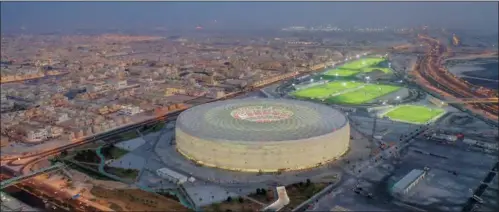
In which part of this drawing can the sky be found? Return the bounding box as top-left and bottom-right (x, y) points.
(1, 1), (498, 33)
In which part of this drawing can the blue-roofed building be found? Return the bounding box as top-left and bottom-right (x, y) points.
(392, 169), (426, 195)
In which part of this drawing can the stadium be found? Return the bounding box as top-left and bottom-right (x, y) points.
(175, 98), (350, 172)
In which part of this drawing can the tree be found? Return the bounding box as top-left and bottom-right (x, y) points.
(226, 196), (232, 202)
(299, 182), (304, 187)
(306, 179), (311, 186)
(61, 150), (68, 157)
(238, 197), (244, 203)
(261, 189), (267, 195)
(256, 188), (262, 195)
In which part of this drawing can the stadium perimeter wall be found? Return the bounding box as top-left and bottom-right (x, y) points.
(175, 123), (350, 172)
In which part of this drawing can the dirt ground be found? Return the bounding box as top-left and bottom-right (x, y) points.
(90, 186), (189, 211)
(248, 189), (275, 204)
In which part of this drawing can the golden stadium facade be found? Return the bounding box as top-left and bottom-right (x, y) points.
(175, 98), (350, 172)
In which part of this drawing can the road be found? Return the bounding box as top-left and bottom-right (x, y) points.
(414, 34), (498, 122)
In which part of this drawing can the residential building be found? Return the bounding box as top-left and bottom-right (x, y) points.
(26, 128), (49, 142)
(46, 126), (64, 138)
(119, 105), (142, 116)
(164, 86), (187, 96)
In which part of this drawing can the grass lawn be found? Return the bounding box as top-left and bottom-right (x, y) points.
(341, 57), (385, 70)
(104, 166), (139, 181)
(291, 81), (364, 99)
(109, 147), (129, 159)
(323, 57), (388, 77)
(384, 105), (445, 124)
(281, 182), (328, 211)
(326, 84), (401, 104)
(142, 122), (165, 134)
(362, 67), (393, 74)
(120, 131), (139, 140)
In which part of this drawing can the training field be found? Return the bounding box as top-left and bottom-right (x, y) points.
(341, 57), (385, 70)
(323, 57), (391, 77)
(383, 105), (445, 124)
(362, 67), (392, 74)
(291, 81), (363, 99)
(326, 84), (401, 104)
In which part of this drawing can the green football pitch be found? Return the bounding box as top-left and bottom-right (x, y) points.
(383, 105), (445, 124)
(323, 57), (391, 77)
(291, 81), (364, 99)
(326, 84), (401, 104)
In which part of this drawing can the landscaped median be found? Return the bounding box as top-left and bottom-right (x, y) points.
(379, 104), (446, 124)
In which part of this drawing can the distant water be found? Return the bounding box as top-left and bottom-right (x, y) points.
(461, 61), (498, 90)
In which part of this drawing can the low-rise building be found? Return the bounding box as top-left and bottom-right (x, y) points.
(119, 105), (142, 116)
(86, 81), (112, 93)
(109, 79), (128, 90)
(156, 168), (188, 185)
(391, 169), (426, 195)
(164, 86), (187, 96)
(206, 89), (226, 99)
(46, 126), (64, 138)
(56, 113), (70, 124)
(26, 128), (48, 142)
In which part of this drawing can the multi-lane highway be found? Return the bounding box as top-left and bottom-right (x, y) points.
(415, 34), (498, 122)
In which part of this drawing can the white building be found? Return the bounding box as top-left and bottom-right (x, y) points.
(0, 93), (7, 102)
(86, 82), (112, 93)
(56, 113), (70, 124)
(109, 79), (128, 90)
(156, 168), (188, 185)
(392, 169), (426, 195)
(432, 133), (457, 142)
(119, 105), (142, 116)
(26, 128), (48, 142)
(46, 126), (64, 138)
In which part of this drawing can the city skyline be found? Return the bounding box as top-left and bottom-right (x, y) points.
(1, 1), (498, 33)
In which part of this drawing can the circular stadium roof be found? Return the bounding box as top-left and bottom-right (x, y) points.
(176, 98), (348, 142)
